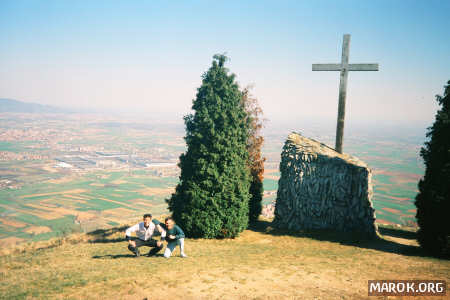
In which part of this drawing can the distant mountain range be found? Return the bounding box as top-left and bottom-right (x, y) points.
(0, 98), (72, 113)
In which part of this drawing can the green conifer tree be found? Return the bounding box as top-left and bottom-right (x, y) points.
(415, 80), (450, 257)
(167, 54), (251, 238)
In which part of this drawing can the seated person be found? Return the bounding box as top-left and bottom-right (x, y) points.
(161, 217), (187, 258)
(125, 213), (165, 257)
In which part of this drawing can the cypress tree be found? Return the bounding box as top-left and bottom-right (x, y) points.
(242, 87), (265, 223)
(167, 54), (251, 238)
(415, 80), (450, 257)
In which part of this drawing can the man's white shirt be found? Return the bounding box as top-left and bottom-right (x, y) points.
(126, 222), (164, 241)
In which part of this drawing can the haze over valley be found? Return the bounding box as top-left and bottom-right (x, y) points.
(0, 98), (425, 247)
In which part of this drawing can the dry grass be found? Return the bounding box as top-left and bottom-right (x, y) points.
(0, 221), (448, 300)
(0, 218), (27, 228)
(102, 207), (136, 217)
(23, 226), (52, 235)
(47, 177), (76, 184)
(111, 180), (128, 185)
(0, 237), (25, 248)
(138, 187), (174, 196)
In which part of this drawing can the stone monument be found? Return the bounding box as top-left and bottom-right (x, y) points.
(273, 132), (378, 238)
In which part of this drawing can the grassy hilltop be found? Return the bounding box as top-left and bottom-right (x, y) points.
(1, 220), (448, 300)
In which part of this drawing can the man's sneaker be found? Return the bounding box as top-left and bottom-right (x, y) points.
(180, 253), (188, 258)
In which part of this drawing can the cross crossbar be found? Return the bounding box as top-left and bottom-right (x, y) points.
(312, 63), (379, 71)
(312, 34), (379, 154)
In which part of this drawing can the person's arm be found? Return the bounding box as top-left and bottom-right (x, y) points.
(157, 224), (166, 239)
(158, 223), (167, 240)
(152, 219), (166, 238)
(175, 225), (185, 239)
(125, 224), (139, 241)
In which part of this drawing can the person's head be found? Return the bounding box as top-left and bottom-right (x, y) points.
(143, 213), (152, 227)
(165, 217), (175, 230)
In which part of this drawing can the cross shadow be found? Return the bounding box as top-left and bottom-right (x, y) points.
(248, 220), (429, 258)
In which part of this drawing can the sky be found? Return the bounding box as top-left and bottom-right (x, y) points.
(1, 0), (449, 128)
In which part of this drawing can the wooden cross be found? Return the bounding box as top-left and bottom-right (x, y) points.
(312, 34), (379, 154)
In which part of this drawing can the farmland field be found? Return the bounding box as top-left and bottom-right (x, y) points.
(0, 113), (426, 247)
(0, 168), (177, 247)
(0, 113), (184, 248)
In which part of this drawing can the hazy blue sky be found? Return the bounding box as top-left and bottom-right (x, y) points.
(1, 0), (449, 126)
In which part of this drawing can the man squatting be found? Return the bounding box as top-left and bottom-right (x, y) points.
(125, 214), (187, 258)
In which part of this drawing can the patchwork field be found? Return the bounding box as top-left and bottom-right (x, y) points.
(0, 166), (176, 244)
(0, 113), (427, 247)
(0, 168), (177, 247)
(345, 134), (423, 227)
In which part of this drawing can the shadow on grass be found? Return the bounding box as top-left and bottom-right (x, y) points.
(87, 225), (128, 244)
(92, 253), (164, 259)
(92, 254), (135, 259)
(248, 220), (429, 258)
(378, 226), (417, 240)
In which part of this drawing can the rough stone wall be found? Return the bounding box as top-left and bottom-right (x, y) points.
(273, 132), (378, 238)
